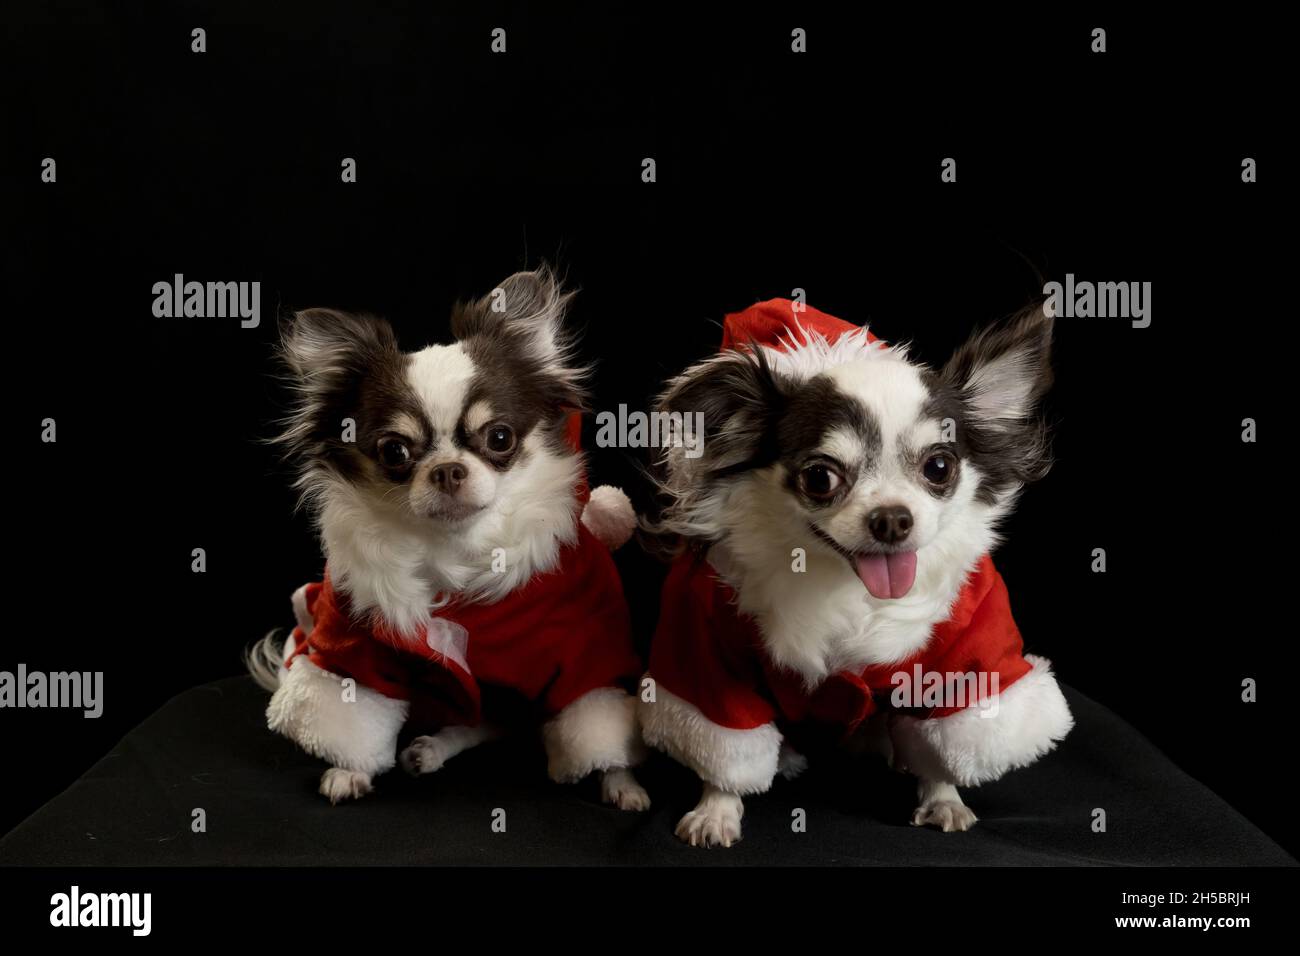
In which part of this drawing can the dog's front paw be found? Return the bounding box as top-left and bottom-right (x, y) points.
(400, 736), (450, 776)
(600, 768), (651, 811)
(675, 796), (743, 848)
(319, 767), (373, 804)
(911, 799), (978, 832)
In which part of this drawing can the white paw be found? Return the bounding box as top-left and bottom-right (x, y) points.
(600, 770), (651, 812)
(400, 736), (449, 776)
(911, 799), (978, 832)
(319, 767), (373, 804)
(675, 804), (742, 848)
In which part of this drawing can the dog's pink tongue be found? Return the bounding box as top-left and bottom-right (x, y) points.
(854, 552), (917, 599)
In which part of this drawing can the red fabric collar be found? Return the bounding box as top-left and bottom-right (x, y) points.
(649, 551), (1031, 734)
(647, 299), (1029, 733)
(287, 523), (640, 728)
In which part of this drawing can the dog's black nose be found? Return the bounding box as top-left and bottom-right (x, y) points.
(867, 505), (913, 544)
(430, 462), (468, 494)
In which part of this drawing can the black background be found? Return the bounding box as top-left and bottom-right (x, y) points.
(8, 3), (1292, 857)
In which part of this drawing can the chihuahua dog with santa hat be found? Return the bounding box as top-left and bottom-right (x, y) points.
(247, 267), (650, 810)
(639, 299), (1073, 846)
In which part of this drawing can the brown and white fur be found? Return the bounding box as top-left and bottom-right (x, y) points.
(641, 303), (1072, 845)
(247, 268), (648, 810)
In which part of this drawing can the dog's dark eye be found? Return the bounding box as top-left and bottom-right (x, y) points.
(798, 463), (843, 500)
(922, 452), (956, 486)
(485, 424), (516, 454)
(379, 438), (412, 468)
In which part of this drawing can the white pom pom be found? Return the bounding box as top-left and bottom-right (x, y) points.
(581, 485), (637, 550)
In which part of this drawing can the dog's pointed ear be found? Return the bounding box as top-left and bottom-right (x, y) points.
(281, 308), (399, 380)
(941, 302), (1054, 428)
(274, 309), (401, 466)
(451, 266), (576, 370)
(659, 345), (786, 476)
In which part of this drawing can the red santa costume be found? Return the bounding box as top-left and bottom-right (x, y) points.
(266, 416), (646, 784)
(639, 301), (1073, 795)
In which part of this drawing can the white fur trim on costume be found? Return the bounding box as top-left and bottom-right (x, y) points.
(761, 322), (892, 382)
(266, 656), (408, 776)
(581, 484), (636, 550)
(638, 682), (782, 795)
(313, 441), (582, 640)
(543, 687), (646, 783)
(890, 654), (1073, 787)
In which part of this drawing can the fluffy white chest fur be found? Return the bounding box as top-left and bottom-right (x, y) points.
(639, 300), (1072, 846)
(254, 267), (651, 813)
(315, 443), (582, 637)
(709, 462), (1007, 685)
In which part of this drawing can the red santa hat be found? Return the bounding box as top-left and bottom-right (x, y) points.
(589, 299), (874, 553)
(719, 298), (878, 353)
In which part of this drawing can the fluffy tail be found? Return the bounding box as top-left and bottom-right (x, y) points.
(244, 629), (287, 693)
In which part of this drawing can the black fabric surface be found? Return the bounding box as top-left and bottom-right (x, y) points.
(0, 677), (1292, 866)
